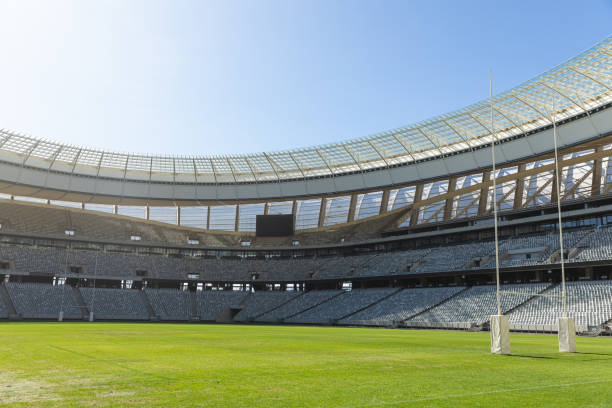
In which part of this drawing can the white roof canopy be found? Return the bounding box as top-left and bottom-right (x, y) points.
(0, 36), (610, 184)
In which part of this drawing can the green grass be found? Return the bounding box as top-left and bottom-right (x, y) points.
(0, 323), (611, 407)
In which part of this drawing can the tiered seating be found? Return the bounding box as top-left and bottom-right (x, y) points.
(145, 289), (193, 321)
(0, 290), (7, 318)
(255, 257), (327, 281)
(0, 227), (609, 283)
(314, 255), (376, 279)
(5, 282), (82, 319)
(0, 199), (245, 246)
(508, 281), (612, 327)
(340, 287), (463, 326)
(256, 290), (343, 322)
(571, 226), (612, 262)
(409, 283), (550, 326)
(80, 288), (149, 320)
(287, 288), (397, 324)
(416, 242), (495, 273)
(233, 291), (300, 321)
(482, 230), (588, 268)
(0, 245), (65, 275)
(194, 291), (248, 321)
(356, 249), (431, 277)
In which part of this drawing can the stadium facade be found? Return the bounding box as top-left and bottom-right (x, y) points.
(0, 36), (611, 333)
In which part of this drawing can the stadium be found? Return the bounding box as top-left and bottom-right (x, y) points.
(1, 10), (612, 407)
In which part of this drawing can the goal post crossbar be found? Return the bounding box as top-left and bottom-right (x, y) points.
(499, 290), (563, 299)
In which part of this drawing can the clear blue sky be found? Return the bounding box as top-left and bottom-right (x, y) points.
(0, 0), (610, 156)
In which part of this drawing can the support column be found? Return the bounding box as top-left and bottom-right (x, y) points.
(380, 189), (390, 215)
(291, 200), (298, 217)
(592, 146), (603, 196)
(409, 184), (424, 227)
(177, 206), (181, 226)
(478, 171), (490, 215)
(318, 198), (327, 228)
(347, 193), (358, 222)
(206, 206), (211, 230)
(551, 169), (559, 203)
(234, 205), (240, 232)
(513, 164), (526, 209)
(443, 177), (457, 221)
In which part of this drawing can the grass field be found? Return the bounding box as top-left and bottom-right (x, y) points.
(0, 323), (611, 407)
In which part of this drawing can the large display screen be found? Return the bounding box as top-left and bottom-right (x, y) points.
(256, 214), (295, 237)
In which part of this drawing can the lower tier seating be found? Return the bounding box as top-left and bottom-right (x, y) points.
(0, 281), (611, 331)
(408, 283), (550, 326)
(256, 290), (343, 322)
(286, 288), (398, 324)
(145, 289), (193, 321)
(508, 281), (612, 327)
(80, 287), (150, 320)
(6, 282), (83, 319)
(340, 287), (464, 326)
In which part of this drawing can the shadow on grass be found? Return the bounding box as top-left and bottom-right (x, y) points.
(506, 354), (557, 360)
(575, 352), (612, 357)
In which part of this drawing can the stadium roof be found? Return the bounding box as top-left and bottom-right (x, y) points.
(0, 36), (611, 184)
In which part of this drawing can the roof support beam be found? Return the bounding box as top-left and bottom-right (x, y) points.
(379, 189), (390, 215)
(443, 176), (457, 221)
(513, 164), (526, 209)
(478, 171), (490, 216)
(511, 95), (552, 123)
(409, 183), (424, 227)
(592, 146), (604, 196)
(317, 197), (327, 228)
(567, 67), (611, 91)
(347, 193), (358, 222)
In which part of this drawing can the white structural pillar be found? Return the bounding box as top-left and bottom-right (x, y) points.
(58, 310), (64, 322)
(490, 315), (510, 355)
(89, 311), (94, 322)
(558, 317), (576, 353)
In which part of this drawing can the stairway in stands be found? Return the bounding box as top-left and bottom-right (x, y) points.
(282, 291), (347, 321)
(139, 290), (157, 321)
(402, 286), (470, 323)
(190, 293), (199, 321)
(72, 286), (90, 320)
(337, 288), (403, 321)
(504, 282), (558, 318)
(250, 292), (306, 321)
(0, 283), (19, 319)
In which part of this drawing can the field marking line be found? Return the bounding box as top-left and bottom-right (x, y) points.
(348, 378), (612, 407)
(48, 345), (176, 382)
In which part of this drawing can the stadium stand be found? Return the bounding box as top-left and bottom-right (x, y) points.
(408, 283), (550, 326)
(194, 290), (248, 321)
(416, 242), (496, 273)
(256, 290), (343, 322)
(5, 282), (83, 319)
(286, 288), (398, 324)
(80, 287), (150, 320)
(145, 289), (193, 321)
(0, 280), (611, 332)
(0, 226), (608, 284)
(1, 36), (612, 333)
(340, 287), (464, 326)
(508, 281), (612, 328)
(570, 226), (612, 263)
(234, 291), (301, 321)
